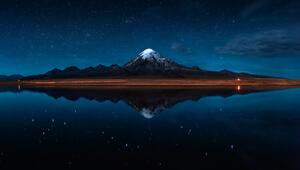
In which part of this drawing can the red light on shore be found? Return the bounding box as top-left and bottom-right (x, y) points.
(236, 78), (241, 81)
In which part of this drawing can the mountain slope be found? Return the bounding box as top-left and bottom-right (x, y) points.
(123, 48), (199, 76)
(0, 74), (23, 81)
(22, 48), (268, 80)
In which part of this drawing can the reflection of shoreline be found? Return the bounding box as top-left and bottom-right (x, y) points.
(0, 85), (291, 119)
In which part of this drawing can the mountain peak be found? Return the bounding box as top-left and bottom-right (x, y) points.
(22, 49), (263, 80)
(139, 48), (162, 60)
(122, 48), (196, 75)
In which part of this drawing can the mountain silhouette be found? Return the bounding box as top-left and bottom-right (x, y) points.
(22, 49), (268, 80)
(7, 86), (283, 119)
(0, 74), (23, 81)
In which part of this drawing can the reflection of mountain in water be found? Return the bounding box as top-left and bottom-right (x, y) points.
(1, 86), (282, 118)
(1, 86), (283, 119)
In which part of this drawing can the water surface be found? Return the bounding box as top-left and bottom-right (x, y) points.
(0, 86), (299, 169)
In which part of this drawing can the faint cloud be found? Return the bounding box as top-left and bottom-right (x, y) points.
(217, 29), (300, 56)
(171, 42), (192, 55)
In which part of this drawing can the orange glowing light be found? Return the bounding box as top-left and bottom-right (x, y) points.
(237, 78), (241, 81)
(237, 85), (241, 91)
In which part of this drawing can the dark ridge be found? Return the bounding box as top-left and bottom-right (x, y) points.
(14, 86), (282, 118)
(18, 49), (271, 80)
(0, 74), (23, 81)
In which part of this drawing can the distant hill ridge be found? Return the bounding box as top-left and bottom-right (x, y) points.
(22, 48), (269, 80)
(0, 74), (23, 81)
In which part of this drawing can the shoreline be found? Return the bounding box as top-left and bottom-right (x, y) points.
(1, 78), (300, 89)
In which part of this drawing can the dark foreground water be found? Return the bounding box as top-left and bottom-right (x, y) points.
(0, 86), (300, 169)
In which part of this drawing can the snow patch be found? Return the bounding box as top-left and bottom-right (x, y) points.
(140, 108), (155, 119)
(139, 48), (161, 60)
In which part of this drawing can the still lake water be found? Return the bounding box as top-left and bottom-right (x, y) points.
(0, 86), (300, 169)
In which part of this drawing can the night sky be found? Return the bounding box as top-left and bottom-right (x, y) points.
(0, 0), (300, 78)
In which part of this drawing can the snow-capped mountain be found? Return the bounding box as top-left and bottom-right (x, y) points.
(123, 48), (199, 75)
(23, 48), (266, 80)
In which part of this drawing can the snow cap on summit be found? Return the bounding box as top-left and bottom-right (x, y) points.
(139, 48), (161, 59)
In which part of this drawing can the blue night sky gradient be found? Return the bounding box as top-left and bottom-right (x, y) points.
(0, 0), (300, 78)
